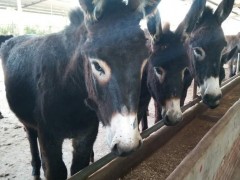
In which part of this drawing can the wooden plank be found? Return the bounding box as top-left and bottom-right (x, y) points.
(167, 99), (240, 180)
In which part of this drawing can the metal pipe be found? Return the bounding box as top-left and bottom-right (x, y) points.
(193, 80), (198, 99)
(16, 0), (23, 35)
(237, 53), (240, 74)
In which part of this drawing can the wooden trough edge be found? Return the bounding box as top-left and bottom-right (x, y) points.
(166, 96), (240, 180)
(69, 75), (240, 180)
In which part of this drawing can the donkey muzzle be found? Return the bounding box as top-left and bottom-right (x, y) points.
(162, 98), (183, 126)
(107, 113), (142, 156)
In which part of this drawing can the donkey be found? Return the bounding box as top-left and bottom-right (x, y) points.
(0, 35), (13, 46)
(181, 0), (235, 108)
(0, 1), (160, 179)
(225, 32), (240, 77)
(138, 0), (206, 130)
(220, 46), (238, 83)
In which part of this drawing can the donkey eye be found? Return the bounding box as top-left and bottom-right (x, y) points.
(193, 47), (205, 60)
(154, 67), (163, 75)
(93, 62), (105, 75)
(154, 67), (165, 83)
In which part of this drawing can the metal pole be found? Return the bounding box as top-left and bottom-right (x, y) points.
(16, 0), (24, 35)
(237, 53), (240, 74)
(193, 80), (198, 99)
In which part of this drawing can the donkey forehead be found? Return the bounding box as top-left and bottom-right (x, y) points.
(85, 29), (149, 64)
(151, 47), (188, 67)
(190, 26), (226, 47)
(87, 25), (146, 48)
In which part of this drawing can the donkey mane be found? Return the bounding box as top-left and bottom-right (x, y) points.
(197, 7), (214, 26)
(151, 29), (184, 66)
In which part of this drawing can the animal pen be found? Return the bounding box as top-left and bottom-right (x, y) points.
(70, 69), (240, 179)
(1, 0), (240, 180)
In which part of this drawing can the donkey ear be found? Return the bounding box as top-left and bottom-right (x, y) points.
(79, 0), (94, 15)
(214, 0), (234, 25)
(221, 46), (237, 64)
(175, 0), (206, 36)
(144, 0), (162, 16)
(79, 0), (105, 21)
(146, 9), (162, 41)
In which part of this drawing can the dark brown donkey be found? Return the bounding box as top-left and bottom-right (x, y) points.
(0, 0), (161, 179)
(224, 32), (240, 77)
(138, 0), (206, 130)
(183, 0), (235, 108)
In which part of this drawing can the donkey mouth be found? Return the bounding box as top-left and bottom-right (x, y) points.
(111, 140), (142, 157)
(113, 149), (134, 157)
(163, 119), (181, 126)
(203, 99), (220, 109)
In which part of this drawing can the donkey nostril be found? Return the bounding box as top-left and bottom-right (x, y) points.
(203, 94), (211, 102)
(164, 115), (171, 125)
(112, 144), (118, 153)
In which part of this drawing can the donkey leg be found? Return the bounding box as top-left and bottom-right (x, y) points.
(229, 60), (234, 77)
(38, 129), (67, 180)
(141, 111), (148, 131)
(90, 149), (94, 163)
(181, 70), (193, 106)
(25, 126), (41, 179)
(41, 152), (46, 175)
(180, 87), (188, 107)
(71, 120), (99, 176)
(0, 111), (3, 119)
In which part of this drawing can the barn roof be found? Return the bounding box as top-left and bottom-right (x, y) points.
(0, 0), (78, 16)
(0, 0), (239, 19)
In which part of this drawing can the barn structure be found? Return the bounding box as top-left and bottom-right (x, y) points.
(0, 0), (240, 180)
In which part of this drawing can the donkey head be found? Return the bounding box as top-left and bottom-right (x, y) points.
(80, 0), (160, 156)
(220, 46), (238, 83)
(186, 0), (234, 108)
(146, 0), (206, 126)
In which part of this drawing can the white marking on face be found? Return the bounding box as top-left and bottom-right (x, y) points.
(154, 67), (166, 83)
(200, 77), (222, 98)
(89, 58), (111, 84)
(106, 113), (142, 154)
(162, 98), (182, 123)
